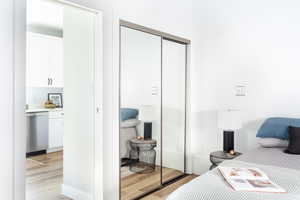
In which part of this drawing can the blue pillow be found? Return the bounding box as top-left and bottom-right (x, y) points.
(121, 108), (139, 121)
(257, 118), (300, 140)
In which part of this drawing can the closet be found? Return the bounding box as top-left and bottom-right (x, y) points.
(119, 21), (189, 200)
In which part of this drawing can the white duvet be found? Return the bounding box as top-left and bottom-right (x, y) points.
(167, 148), (300, 200)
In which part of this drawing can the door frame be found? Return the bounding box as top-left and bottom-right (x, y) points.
(14, 0), (103, 199)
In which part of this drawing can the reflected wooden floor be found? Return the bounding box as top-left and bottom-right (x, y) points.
(121, 166), (198, 200)
(26, 151), (71, 200)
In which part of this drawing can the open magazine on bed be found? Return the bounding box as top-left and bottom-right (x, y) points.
(218, 167), (286, 193)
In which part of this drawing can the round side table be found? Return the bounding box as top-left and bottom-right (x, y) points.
(209, 151), (242, 170)
(129, 138), (157, 174)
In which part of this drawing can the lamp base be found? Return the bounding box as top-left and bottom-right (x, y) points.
(223, 131), (234, 153)
(144, 122), (152, 140)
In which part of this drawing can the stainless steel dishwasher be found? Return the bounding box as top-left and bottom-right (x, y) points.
(26, 111), (49, 155)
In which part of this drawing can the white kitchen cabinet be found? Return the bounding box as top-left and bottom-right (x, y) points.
(48, 111), (64, 152)
(27, 32), (64, 88)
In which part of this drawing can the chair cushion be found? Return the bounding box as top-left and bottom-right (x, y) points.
(121, 108), (139, 121)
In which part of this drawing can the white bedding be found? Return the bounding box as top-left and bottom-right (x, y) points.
(236, 147), (300, 171)
(167, 148), (300, 200)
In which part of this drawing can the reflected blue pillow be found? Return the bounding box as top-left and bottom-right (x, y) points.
(257, 118), (300, 140)
(121, 108), (139, 121)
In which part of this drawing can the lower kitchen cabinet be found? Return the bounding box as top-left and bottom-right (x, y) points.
(48, 111), (64, 152)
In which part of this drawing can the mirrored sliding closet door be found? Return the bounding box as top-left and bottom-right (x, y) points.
(120, 26), (162, 200)
(119, 21), (189, 200)
(161, 39), (186, 183)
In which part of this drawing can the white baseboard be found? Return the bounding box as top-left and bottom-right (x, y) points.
(62, 184), (92, 200)
(47, 147), (63, 153)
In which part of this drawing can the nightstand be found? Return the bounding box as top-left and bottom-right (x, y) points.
(209, 151), (242, 170)
(129, 138), (157, 173)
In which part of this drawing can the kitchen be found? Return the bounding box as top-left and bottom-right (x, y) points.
(26, 32), (64, 156)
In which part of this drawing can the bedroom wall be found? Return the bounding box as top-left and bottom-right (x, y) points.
(190, 0), (300, 174)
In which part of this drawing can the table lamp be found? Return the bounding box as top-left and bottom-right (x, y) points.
(218, 109), (242, 153)
(139, 105), (154, 140)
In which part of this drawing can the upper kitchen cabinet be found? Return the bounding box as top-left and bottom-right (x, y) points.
(26, 32), (64, 88)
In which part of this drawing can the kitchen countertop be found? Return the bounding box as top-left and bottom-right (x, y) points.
(26, 107), (63, 113)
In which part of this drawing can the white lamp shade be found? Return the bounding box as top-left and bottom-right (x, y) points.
(139, 105), (154, 122)
(218, 109), (242, 131)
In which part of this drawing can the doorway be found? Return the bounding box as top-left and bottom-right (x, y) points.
(25, 0), (102, 199)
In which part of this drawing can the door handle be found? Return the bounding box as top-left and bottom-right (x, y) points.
(96, 107), (101, 113)
(48, 78), (50, 86)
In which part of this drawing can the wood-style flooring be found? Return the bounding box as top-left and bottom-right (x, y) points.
(26, 151), (71, 200)
(27, 151), (198, 200)
(141, 175), (198, 200)
(121, 166), (198, 200)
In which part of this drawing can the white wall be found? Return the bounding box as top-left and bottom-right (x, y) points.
(1, 0), (26, 200)
(0, 1), (15, 199)
(190, 0), (300, 174)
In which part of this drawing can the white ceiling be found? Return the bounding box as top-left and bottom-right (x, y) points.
(27, 0), (63, 29)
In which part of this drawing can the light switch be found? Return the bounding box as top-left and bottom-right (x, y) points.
(235, 85), (246, 96)
(151, 86), (158, 96)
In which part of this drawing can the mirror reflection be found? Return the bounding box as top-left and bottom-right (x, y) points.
(120, 24), (187, 200)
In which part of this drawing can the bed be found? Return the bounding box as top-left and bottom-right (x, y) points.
(167, 117), (300, 200)
(167, 147), (300, 200)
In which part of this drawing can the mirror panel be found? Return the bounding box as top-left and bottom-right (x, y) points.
(120, 26), (162, 200)
(162, 39), (186, 183)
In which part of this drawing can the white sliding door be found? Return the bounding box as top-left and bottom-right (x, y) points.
(63, 5), (97, 198)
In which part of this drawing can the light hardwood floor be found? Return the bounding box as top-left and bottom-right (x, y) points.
(26, 151), (71, 200)
(27, 151), (197, 200)
(121, 166), (198, 200)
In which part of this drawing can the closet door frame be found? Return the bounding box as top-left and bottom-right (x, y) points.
(119, 20), (191, 200)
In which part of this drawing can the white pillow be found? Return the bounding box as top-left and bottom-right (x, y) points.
(121, 119), (141, 128)
(258, 138), (288, 148)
